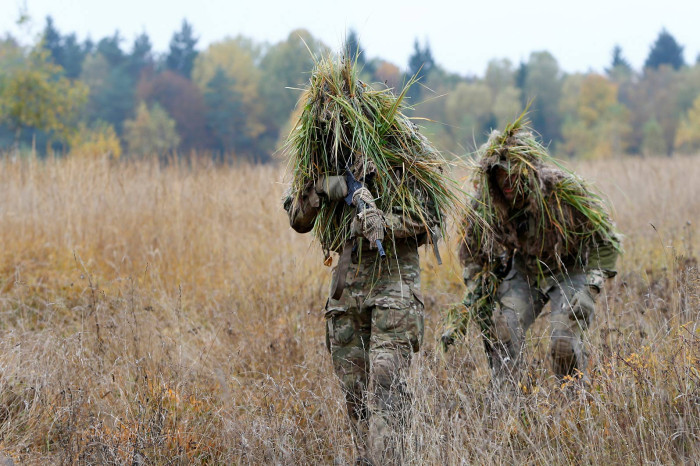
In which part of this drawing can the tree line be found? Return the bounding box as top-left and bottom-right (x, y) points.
(1, 17), (700, 161)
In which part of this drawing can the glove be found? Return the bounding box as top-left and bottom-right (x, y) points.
(440, 328), (456, 352)
(315, 176), (347, 201)
(301, 182), (320, 209)
(586, 268), (606, 293)
(351, 186), (375, 208)
(356, 207), (385, 249)
(287, 182), (320, 233)
(569, 287), (596, 323)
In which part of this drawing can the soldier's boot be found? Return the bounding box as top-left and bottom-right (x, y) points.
(488, 306), (526, 391)
(345, 388), (370, 462)
(368, 346), (412, 465)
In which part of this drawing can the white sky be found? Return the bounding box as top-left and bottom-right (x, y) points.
(2, 0), (699, 76)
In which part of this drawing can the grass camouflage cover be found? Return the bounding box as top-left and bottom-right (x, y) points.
(443, 113), (621, 349)
(284, 53), (462, 255)
(461, 112), (621, 270)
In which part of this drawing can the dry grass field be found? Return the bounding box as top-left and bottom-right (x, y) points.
(0, 154), (697, 464)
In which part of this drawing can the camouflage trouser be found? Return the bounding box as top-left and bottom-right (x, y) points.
(325, 242), (424, 465)
(488, 258), (605, 385)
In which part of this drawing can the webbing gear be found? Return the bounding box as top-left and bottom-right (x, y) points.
(331, 239), (354, 300)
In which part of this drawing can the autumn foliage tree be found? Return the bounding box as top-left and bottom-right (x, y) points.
(560, 73), (631, 158)
(674, 94), (700, 153)
(123, 101), (180, 158)
(193, 37), (266, 159)
(0, 47), (87, 146)
(137, 70), (211, 152)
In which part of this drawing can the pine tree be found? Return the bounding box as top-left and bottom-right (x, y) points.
(644, 29), (685, 70)
(42, 16), (62, 65)
(60, 33), (86, 78)
(96, 32), (125, 67)
(344, 29), (364, 65)
(407, 38), (434, 80)
(204, 67), (249, 158)
(129, 32), (153, 79)
(166, 20), (198, 79)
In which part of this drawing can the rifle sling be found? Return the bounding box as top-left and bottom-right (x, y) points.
(331, 239), (354, 300)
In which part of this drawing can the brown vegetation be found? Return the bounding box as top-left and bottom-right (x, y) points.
(0, 155), (697, 464)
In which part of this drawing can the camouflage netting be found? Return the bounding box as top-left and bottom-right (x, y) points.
(458, 114), (621, 273)
(283, 53), (462, 255)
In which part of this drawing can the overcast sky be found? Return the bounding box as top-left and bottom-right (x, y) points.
(2, 0), (698, 76)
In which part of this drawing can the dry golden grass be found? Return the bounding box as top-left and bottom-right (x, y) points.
(0, 154), (697, 464)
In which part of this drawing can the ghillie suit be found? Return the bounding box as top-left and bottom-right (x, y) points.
(283, 53), (461, 464)
(442, 114), (621, 386)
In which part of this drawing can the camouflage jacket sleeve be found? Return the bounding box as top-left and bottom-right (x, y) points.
(585, 232), (620, 277)
(283, 181), (320, 234)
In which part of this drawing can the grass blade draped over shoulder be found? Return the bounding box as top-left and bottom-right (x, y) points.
(460, 113), (622, 270)
(445, 113), (623, 349)
(284, 53), (463, 253)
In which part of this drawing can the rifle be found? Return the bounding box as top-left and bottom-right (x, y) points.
(343, 167), (386, 258)
(330, 167), (386, 300)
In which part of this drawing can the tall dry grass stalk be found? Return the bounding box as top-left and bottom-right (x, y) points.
(0, 154), (697, 464)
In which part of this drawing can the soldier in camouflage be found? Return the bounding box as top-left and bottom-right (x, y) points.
(284, 171), (439, 464)
(454, 128), (620, 387)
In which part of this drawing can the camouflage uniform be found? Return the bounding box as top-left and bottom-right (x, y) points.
(469, 237), (617, 385)
(458, 150), (619, 385)
(285, 179), (435, 464)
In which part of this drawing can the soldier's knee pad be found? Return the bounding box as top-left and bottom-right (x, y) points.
(371, 352), (404, 389)
(567, 288), (596, 327)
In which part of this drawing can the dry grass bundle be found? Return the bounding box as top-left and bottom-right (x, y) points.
(284, 53), (462, 254)
(463, 113), (621, 267)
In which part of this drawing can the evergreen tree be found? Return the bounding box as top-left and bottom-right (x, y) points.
(41, 17), (86, 78)
(521, 51), (563, 145)
(344, 29), (364, 65)
(407, 38), (434, 79)
(41, 16), (62, 65)
(607, 45), (632, 74)
(129, 32), (154, 79)
(166, 20), (198, 79)
(644, 29), (685, 70)
(514, 61), (528, 107)
(204, 67), (249, 158)
(61, 33), (86, 78)
(406, 39), (435, 102)
(97, 32), (125, 67)
(606, 45), (634, 83)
